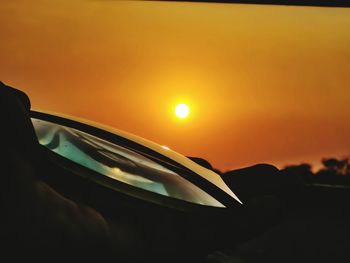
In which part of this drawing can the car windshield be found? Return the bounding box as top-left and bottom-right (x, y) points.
(32, 118), (225, 207)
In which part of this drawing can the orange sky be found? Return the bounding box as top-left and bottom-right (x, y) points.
(1, 0), (349, 172)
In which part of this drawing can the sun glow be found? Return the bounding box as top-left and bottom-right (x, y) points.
(175, 104), (190, 119)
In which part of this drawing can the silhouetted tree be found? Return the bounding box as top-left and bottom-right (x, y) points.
(313, 158), (350, 185)
(321, 158), (349, 175)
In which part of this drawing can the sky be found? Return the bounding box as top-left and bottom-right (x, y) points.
(1, 0), (349, 172)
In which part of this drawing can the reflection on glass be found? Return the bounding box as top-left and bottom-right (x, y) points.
(32, 118), (224, 207)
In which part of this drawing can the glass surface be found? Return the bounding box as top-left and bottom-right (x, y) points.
(32, 118), (224, 207)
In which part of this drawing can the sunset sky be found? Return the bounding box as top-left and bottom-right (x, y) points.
(1, 0), (349, 172)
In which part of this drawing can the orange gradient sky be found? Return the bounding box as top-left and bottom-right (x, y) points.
(1, 0), (349, 171)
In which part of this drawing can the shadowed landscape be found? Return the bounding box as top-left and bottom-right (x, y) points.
(1, 81), (350, 262)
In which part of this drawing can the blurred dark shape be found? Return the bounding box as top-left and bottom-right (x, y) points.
(310, 158), (350, 186)
(222, 164), (285, 234)
(188, 156), (213, 170)
(0, 81), (31, 110)
(283, 163), (313, 174)
(222, 164), (281, 199)
(213, 162), (350, 263)
(280, 163), (313, 184)
(322, 157), (349, 174)
(188, 156), (222, 174)
(0, 81), (116, 261)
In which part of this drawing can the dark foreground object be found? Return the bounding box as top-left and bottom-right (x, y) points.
(0, 82), (115, 261)
(218, 166), (350, 262)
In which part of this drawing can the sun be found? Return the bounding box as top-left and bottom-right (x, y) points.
(175, 103), (190, 119)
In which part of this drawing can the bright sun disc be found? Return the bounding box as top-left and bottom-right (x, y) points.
(175, 104), (190, 118)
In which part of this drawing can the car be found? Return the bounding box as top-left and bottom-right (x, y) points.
(31, 110), (242, 210)
(29, 110), (258, 261)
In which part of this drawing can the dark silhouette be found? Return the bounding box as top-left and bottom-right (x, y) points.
(188, 156), (214, 170)
(0, 81), (118, 261)
(2, 80), (350, 262)
(188, 156), (223, 175)
(217, 159), (350, 262)
(280, 163), (312, 187)
(279, 158), (350, 187)
(322, 158), (348, 171)
(321, 158), (349, 176)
